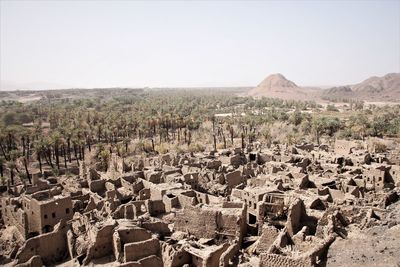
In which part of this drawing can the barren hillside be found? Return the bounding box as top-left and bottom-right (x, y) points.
(350, 73), (400, 101)
(248, 73), (320, 101)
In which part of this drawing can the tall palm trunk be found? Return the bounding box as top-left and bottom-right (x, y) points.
(81, 146), (85, 161)
(23, 157), (31, 184)
(7, 133), (12, 152)
(0, 143), (9, 160)
(55, 144), (60, 170)
(213, 134), (217, 151)
(47, 148), (54, 169)
(67, 138), (72, 163)
(87, 137), (91, 152)
(22, 136), (26, 156)
(63, 146), (67, 169)
(37, 152), (43, 174)
(184, 129), (187, 144)
(26, 136), (30, 160)
(10, 169), (14, 185)
(73, 144), (79, 166)
(79, 145), (83, 160)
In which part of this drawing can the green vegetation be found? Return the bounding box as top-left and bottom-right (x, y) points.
(0, 88), (399, 185)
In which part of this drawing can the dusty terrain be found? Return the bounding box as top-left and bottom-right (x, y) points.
(326, 201), (400, 267)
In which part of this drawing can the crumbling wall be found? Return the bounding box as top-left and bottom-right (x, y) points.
(138, 188), (151, 200)
(118, 227), (152, 244)
(83, 222), (115, 264)
(137, 255), (163, 267)
(225, 170), (243, 188)
(16, 225), (68, 265)
(121, 177), (144, 194)
(161, 242), (191, 267)
(2, 199), (28, 238)
(124, 238), (160, 262)
(144, 170), (163, 184)
(113, 203), (136, 219)
(217, 208), (246, 243)
(256, 225), (280, 254)
(231, 189), (243, 199)
(89, 179), (106, 193)
(302, 234), (336, 265)
(195, 191), (210, 205)
(15, 255), (42, 267)
(206, 243), (230, 267)
(259, 253), (312, 267)
(174, 206), (217, 239)
(230, 154), (247, 167)
(285, 199), (307, 236)
(163, 194), (179, 212)
(147, 200), (166, 216)
(257, 153), (274, 164)
(177, 192), (197, 208)
(175, 205), (245, 242)
(119, 261), (141, 267)
(130, 201), (148, 217)
(219, 243), (239, 267)
(142, 221), (171, 236)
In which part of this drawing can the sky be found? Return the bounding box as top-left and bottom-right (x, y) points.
(0, 0), (399, 89)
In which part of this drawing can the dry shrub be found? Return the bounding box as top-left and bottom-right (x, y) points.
(373, 141), (387, 153)
(188, 143), (205, 153)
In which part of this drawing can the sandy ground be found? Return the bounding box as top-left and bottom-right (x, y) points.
(324, 201), (400, 267)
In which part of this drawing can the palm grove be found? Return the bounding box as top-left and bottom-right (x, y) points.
(1, 88), (400, 186)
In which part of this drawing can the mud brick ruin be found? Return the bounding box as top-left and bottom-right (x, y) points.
(1, 138), (400, 266)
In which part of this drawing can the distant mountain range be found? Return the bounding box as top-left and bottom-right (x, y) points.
(249, 73), (400, 102)
(2, 73), (399, 102)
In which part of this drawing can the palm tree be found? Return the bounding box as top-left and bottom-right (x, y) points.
(7, 161), (16, 185)
(0, 157), (4, 178)
(98, 149), (110, 172)
(23, 157), (32, 184)
(51, 131), (62, 170)
(123, 137), (130, 153)
(34, 138), (47, 174)
(229, 126), (234, 145)
(311, 117), (326, 145)
(43, 137), (54, 169)
(0, 130), (9, 160)
(9, 150), (21, 174)
(62, 127), (73, 163)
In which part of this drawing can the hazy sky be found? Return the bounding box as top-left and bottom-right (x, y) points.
(0, 0), (399, 89)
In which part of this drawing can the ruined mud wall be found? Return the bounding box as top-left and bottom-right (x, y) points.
(161, 243), (191, 267)
(16, 229), (67, 265)
(259, 253), (312, 267)
(174, 206), (217, 239)
(2, 199), (28, 238)
(124, 238), (160, 262)
(118, 227), (152, 244)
